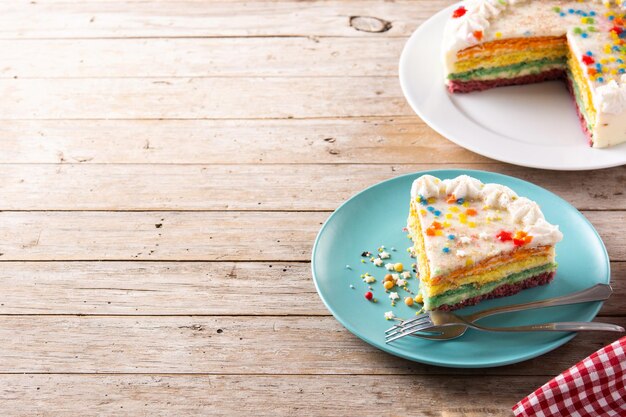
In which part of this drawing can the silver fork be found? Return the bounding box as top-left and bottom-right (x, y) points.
(385, 283), (616, 343)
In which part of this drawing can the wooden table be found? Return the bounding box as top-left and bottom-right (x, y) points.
(0, 0), (624, 415)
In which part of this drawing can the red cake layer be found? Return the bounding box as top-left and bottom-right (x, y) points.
(435, 271), (556, 311)
(447, 69), (566, 93)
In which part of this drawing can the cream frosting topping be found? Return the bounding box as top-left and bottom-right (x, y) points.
(480, 183), (518, 209)
(411, 174), (441, 200)
(509, 197), (545, 226)
(442, 175), (483, 200)
(525, 218), (564, 247)
(596, 74), (626, 114)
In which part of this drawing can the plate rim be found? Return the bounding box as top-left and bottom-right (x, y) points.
(398, 4), (626, 171)
(311, 168), (611, 368)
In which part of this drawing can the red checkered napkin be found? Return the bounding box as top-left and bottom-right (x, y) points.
(513, 336), (626, 417)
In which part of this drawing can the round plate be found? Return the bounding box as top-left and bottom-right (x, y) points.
(399, 4), (626, 170)
(311, 169), (610, 368)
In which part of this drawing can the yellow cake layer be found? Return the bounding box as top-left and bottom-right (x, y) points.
(568, 49), (597, 123)
(408, 203), (430, 284)
(453, 45), (567, 73)
(423, 254), (554, 297)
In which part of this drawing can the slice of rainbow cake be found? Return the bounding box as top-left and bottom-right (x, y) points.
(407, 175), (563, 311)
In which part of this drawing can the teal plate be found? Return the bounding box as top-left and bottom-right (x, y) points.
(311, 169), (610, 368)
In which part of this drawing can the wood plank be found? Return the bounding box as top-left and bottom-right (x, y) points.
(0, 261), (624, 316)
(0, 164), (624, 211)
(0, 315), (620, 375)
(0, 211), (323, 261)
(0, 261), (321, 315)
(0, 77), (410, 119)
(0, 1), (447, 39)
(0, 211), (622, 261)
(0, 38), (402, 78)
(0, 374), (540, 416)
(0, 118), (486, 164)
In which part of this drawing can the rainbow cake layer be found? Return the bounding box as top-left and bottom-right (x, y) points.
(407, 175), (563, 311)
(443, 0), (626, 148)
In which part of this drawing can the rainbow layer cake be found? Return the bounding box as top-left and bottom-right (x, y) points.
(407, 175), (563, 311)
(442, 0), (626, 148)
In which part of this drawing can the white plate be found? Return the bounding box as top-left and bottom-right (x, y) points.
(399, 4), (626, 170)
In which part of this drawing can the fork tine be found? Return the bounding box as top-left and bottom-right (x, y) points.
(384, 312), (430, 334)
(385, 316), (432, 337)
(385, 320), (436, 340)
(385, 321), (441, 343)
(387, 316), (434, 338)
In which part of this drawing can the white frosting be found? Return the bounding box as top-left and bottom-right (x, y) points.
(596, 75), (626, 115)
(476, 0), (506, 19)
(441, 175), (483, 199)
(480, 183), (518, 209)
(524, 218), (564, 247)
(411, 174), (441, 199)
(509, 197), (545, 226)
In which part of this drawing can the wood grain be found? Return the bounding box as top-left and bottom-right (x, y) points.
(0, 261), (321, 315)
(0, 163), (624, 211)
(0, 374), (540, 417)
(0, 118), (486, 164)
(0, 1), (447, 39)
(0, 211), (623, 261)
(0, 211), (322, 261)
(0, 77), (410, 119)
(0, 315), (620, 375)
(0, 261), (623, 316)
(0, 38), (402, 78)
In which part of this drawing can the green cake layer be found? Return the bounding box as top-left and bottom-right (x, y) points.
(567, 71), (594, 132)
(448, 57), (567, 81)
(422, 263), (558, 310)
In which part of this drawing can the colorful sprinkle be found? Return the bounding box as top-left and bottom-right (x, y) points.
(452, 6), (466, 19)
(513, 231), (533, 247)
(582, 55), (595, 65)
(496, 230), (513, 242)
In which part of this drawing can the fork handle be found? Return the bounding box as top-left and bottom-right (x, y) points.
(466, 284), (613, 322)
(476, 321), (624, 333)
